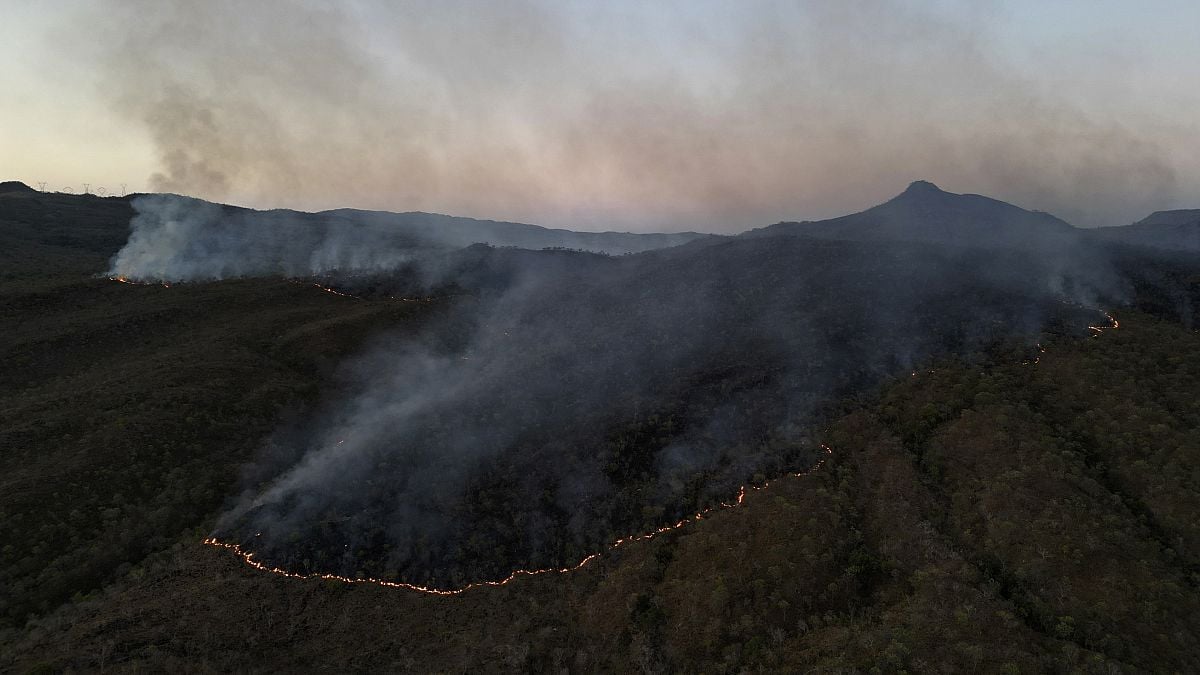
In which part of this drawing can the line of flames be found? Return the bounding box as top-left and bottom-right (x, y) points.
(289, 279), (437, 303)
(202, 444), (832, 596)
(300, 281), (434, 303)
(184, 290), (1113, 593)
(203, 309), (1122, 595)
(111, 275), (434, 303)
(117, 277), (1125, 338)
(110, 275), (171, 288)
(1090, 312), (1120, 334)
(110, 273), (1129, 335)
(305, 281), (361, 300)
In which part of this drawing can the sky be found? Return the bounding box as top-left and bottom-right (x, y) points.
(1, 0), (1198, 232)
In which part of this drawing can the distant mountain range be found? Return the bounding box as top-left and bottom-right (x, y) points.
(317, 207), (715, 254)
(745, 180), (1079, 249)
(3, 179), (1197, 259)
(740, 180), (1198, 253)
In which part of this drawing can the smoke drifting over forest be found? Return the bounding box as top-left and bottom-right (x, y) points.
(98, 179), (1145, 586)
(68, 0), (1196, 230)
(74, 0), (1200, 593)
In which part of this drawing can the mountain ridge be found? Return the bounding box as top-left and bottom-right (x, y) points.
(744, 180), (1078, 249)
(318, 206), (716, 254)
(1089, 208), (1200, 251)
(9, 178), (1198, 257)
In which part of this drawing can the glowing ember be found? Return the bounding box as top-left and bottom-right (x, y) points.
(1022, 342), (1048, 366)
(1088, 312), (1120, 336)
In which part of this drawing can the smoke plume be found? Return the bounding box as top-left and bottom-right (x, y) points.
(107, 194), (711, 281)
(195, 199), (1128, 585)
(71, 0), (1195, 231)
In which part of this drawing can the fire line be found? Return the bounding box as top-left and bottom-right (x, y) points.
(203, 444), (832, 596)
(200, 306), (1117, 595)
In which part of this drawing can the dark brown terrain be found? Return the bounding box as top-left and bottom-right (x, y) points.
(2, 182), (1199, 672)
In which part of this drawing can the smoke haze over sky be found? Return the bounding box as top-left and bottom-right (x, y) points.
(2, 0), (1198, 231)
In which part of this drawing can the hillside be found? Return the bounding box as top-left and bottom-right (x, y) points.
(5, 312), (1199, 673)
(0, 188), (457, 625)
(1, 185), (1199, 671)
(1089, 209), (1200, 252)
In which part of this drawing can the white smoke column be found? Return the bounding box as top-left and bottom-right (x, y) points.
(108, 194), (428, 281)
(107, 194), (711, 282)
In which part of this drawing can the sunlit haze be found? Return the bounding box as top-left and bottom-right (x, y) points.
(3, 0), (1198, 231)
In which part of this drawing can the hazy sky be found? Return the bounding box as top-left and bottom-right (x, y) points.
(2, 0), (1198, 231)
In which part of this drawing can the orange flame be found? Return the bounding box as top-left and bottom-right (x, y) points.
(109, 276), (170, 288)
(286, 279), (435, 303)
(204, 445), (833, 595)
(1088, 312), (1120, 336)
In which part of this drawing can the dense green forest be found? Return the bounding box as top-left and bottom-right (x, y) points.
(2, 184), (1199, 672)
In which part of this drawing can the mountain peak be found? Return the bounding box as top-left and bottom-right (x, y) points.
(744, 180), (1077, 247)
(901, 180), (944, 196)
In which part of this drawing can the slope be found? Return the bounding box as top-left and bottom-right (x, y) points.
(0, 190), (457, 626)
(2, 184), (1199, 672)
(4, 312), (1198, 673)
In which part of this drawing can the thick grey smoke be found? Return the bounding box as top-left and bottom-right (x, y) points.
(213, 246), (825, 582)
(73, 0), (1197, 586)
(71, 0), (1194, 231)
(198, 179), (1139, 585)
